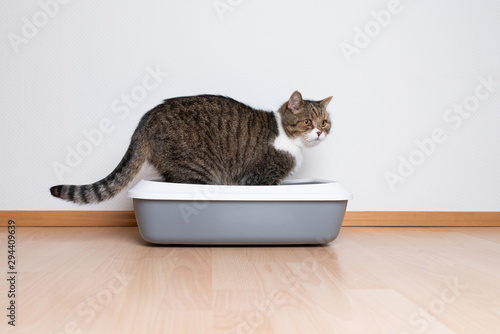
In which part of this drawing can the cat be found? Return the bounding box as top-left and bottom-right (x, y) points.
(50, 91), (333, 204)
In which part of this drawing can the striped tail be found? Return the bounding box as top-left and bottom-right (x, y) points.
(50, 127), (148, 204)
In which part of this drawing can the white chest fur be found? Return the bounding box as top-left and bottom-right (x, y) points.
(272, 111), (303, 176)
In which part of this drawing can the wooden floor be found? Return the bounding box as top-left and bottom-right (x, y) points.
(2, 227), (500, 334)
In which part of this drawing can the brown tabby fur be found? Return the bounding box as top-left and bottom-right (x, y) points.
(50, 91), (332, 204)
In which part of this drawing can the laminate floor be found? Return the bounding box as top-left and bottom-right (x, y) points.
(1, 227), (499, 334)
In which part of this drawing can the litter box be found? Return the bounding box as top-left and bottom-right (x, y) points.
(128, 178), (352, 245)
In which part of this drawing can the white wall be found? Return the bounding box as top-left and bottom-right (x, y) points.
(1, 0), (499, 211)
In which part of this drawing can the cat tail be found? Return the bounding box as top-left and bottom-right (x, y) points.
(49, 119), (149, 204)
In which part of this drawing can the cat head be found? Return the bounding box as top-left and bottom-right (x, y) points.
(279, 91), (333, 147)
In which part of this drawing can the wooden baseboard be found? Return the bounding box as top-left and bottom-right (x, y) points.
(1, 211), (499, 227)
(0, 211), (137, 227)
(343, 211), (500, 226)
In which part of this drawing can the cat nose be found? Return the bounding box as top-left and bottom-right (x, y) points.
(316, 131), (322, 137)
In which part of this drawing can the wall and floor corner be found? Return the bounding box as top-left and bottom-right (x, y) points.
(1, 211), (500, 227)
(1, 1), (499, 226)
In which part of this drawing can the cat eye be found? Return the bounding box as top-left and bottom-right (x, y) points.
(304, 119), (312, 126)
(321, 120), (327, 127)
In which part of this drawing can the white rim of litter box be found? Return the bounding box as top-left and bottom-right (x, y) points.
(128, 178), (353, 201)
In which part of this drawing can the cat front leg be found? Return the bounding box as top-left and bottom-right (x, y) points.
(242, 154), (295, 185)
(242, 173), (282, 186)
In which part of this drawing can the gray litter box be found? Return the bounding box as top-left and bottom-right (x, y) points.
(128, 178), (352, 245)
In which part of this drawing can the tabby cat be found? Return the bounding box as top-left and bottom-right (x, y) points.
(50, 91), (333, 204)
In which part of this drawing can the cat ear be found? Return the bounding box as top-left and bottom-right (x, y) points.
(288, 91), (304, 113)
(320, 96), (333, 109)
